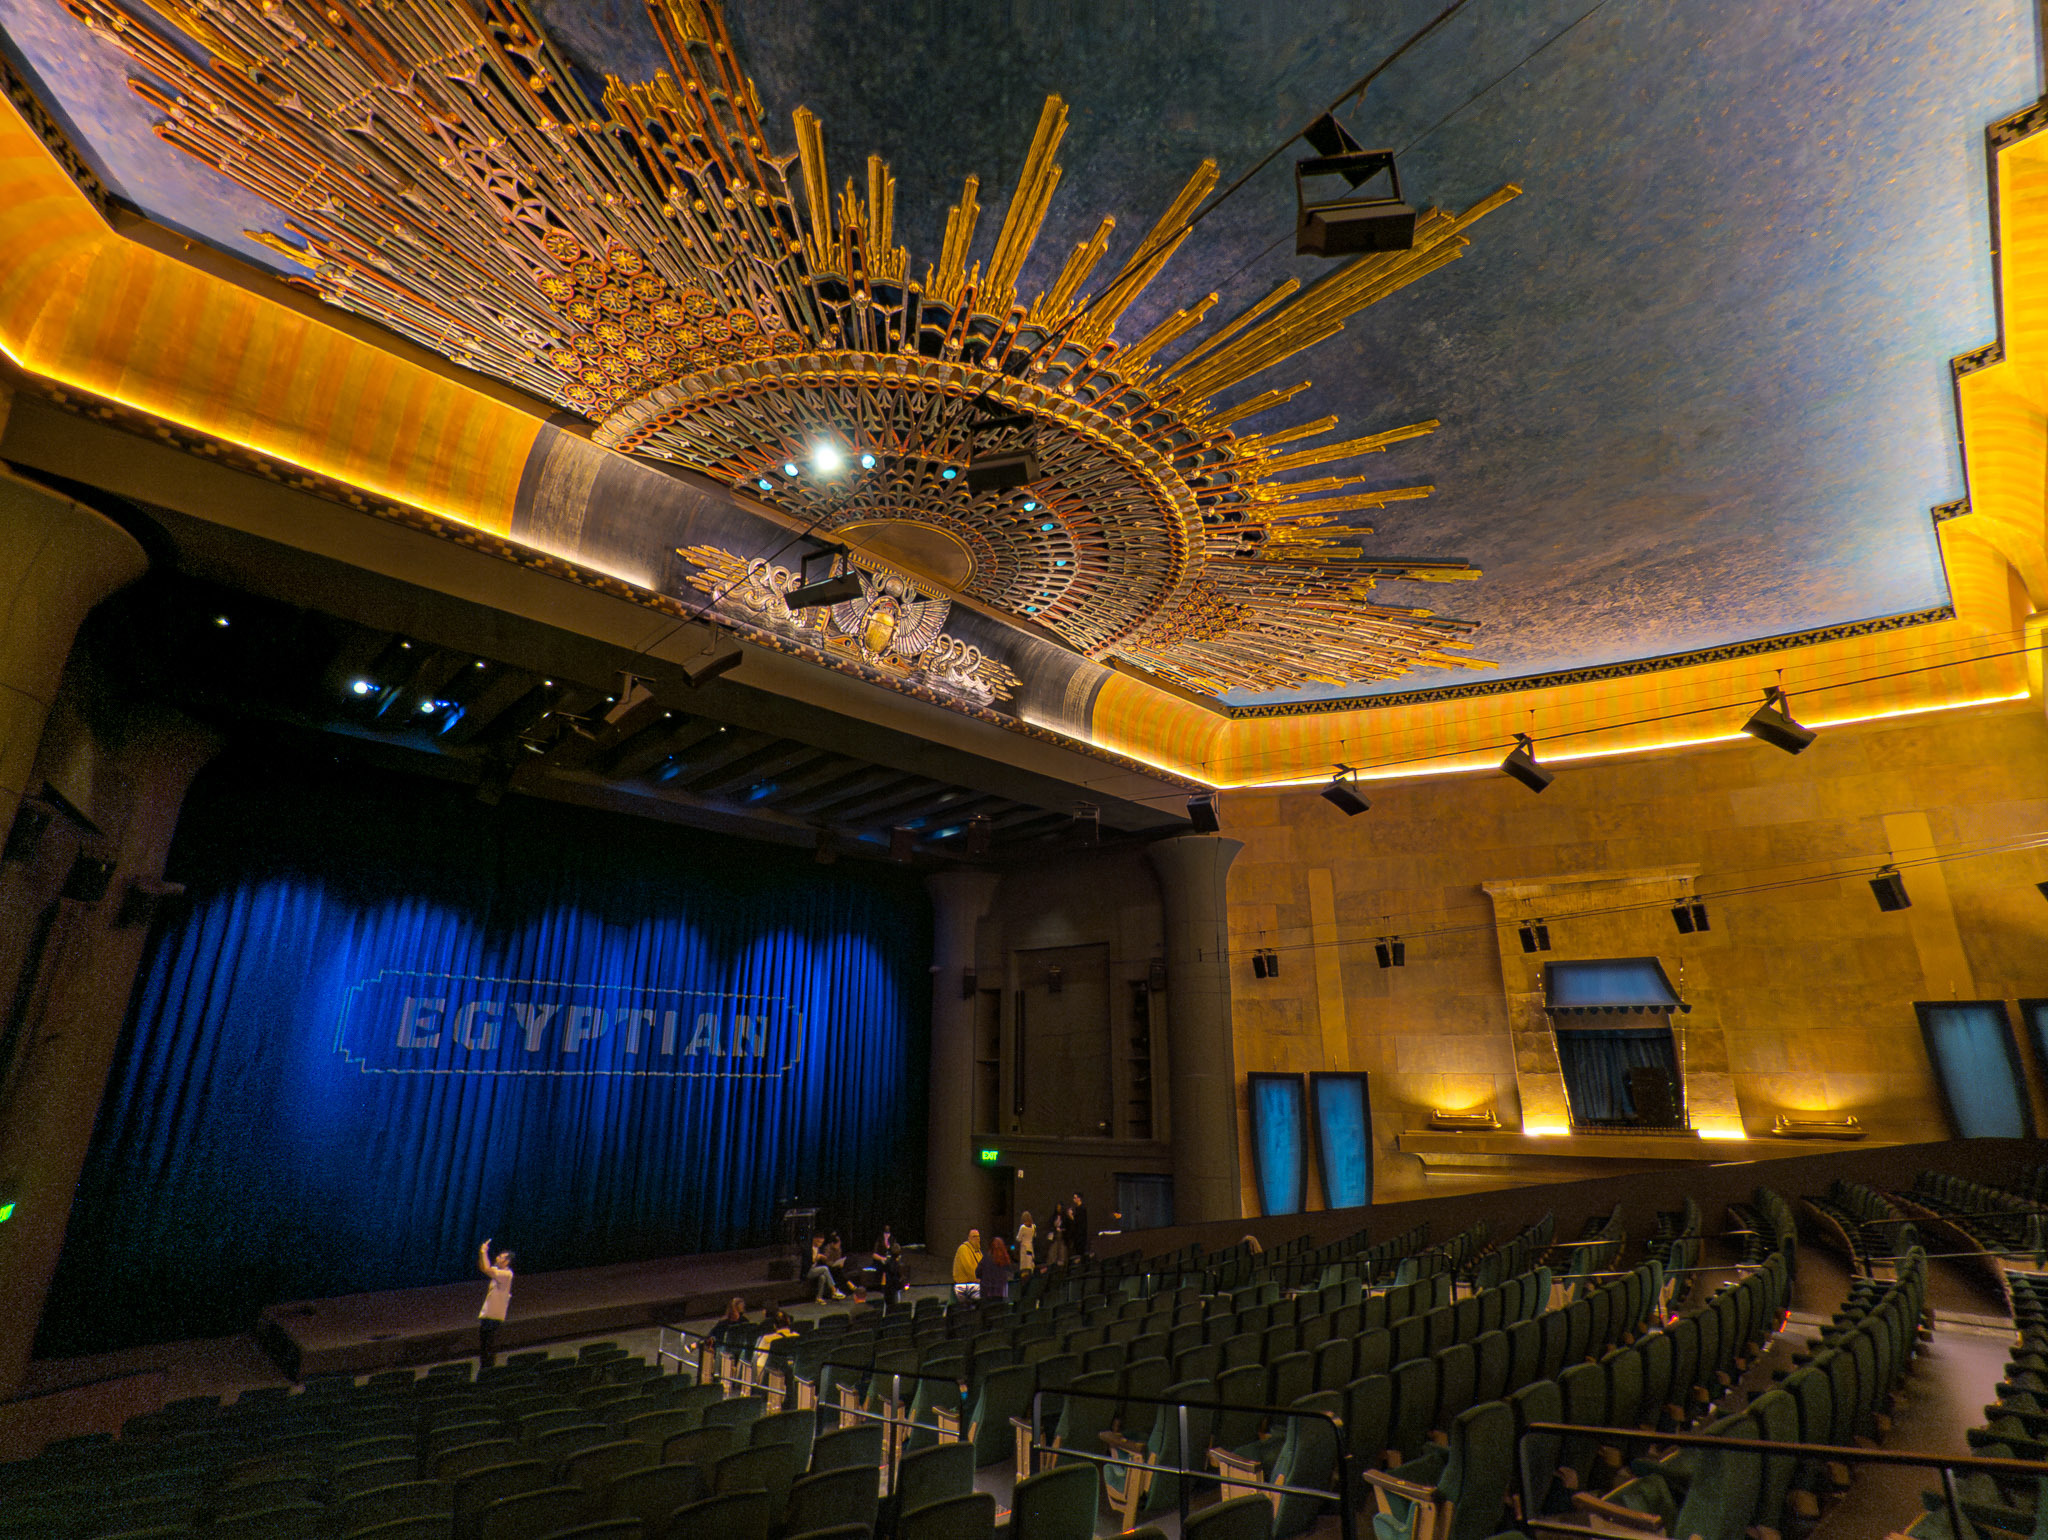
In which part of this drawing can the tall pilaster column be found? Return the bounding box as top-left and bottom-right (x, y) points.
(1146, 836), (1244, 1226)
(0, 710), (216, 1394)
(0, 470), (148, 836)
(924, 869), (1000, 1252)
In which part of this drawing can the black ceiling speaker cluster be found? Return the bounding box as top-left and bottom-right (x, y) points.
(1670, 900), (1710, 934)
(1518, 920), (1552, 954)
(785, 547), (865, 610)
(1186, 792), (1221, 833)
(1869, 867), (1911, 912)
(1742, 686), (1816, 754)
(1250, 947), (1281, 979)
(1295, 113), (1416, 256)
(963, 394), (1041, 494)
(964, 815), (992, 859)
(1321, 765), (1370, 816)
(1374, 936), (1406, 969)
(1500, 733), (1554, 793)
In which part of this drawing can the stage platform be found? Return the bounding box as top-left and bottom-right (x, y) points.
(256, 1245), (935, 1380)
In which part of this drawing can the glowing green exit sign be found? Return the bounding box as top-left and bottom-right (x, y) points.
(978, 1149), (1001, 1164)
(0, 1203), (14, 1224)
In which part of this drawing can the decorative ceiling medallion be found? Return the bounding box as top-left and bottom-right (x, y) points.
(64, 0), (1519, 697)
(673, 543), (1020, 704)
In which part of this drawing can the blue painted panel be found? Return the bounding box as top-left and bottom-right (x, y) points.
(1546, 958), (1679, 1009)
(1248, 1074), (1308, 1217)
(1919, 1003), (2027, 1139)
(1313, 1074), (1373, 1210)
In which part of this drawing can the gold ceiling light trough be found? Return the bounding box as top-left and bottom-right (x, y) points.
(65, 0), (1519, 696)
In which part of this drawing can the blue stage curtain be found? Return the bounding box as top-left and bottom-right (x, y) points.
(1553, 1026), (1679, 1124)
(1247, 1073), (1308, 1217)
(1918, 1003), (2028, 1139)
(40, 747), (931, 1354)
(1311, 1073), (1373, 1210)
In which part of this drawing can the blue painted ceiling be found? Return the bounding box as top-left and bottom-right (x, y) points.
(0, 0), (2034, 704)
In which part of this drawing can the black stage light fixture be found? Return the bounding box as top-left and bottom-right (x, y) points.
(1186, 792), (1220, 833)
(786, 546), (866, 610)
(965, 450), (1042, 496)
(1742, 686), (1816, 755)
(1501, 733), (1554, 794)
(1670, 900), (1710, 935)
(1375, 936), (1406, 969)
(1075, 803), (1101, 845)
(1295, 115), (1416, 256)
(964, 815), (992, 860)
(116, 877), (185, 929)
(60, 854), (117, 904)
(603, 671), (657, 726)
(1518, 920), (1552, 954)
(679, 632), (745, 686)
(1320, 764), (1370, 817)
(1869, 866), (1911, 912)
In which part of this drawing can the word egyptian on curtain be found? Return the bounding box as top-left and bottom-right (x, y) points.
(335, 969), (807, 1077)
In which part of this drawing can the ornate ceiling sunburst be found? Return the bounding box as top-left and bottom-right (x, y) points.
(64, 0), (1519, 696)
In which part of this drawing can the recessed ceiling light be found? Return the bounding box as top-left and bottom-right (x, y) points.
(1054, 559), (1069, 567)
(941, 467), (958, 480)
(351, 679), (375, 696)
(213, 615), (230, 627)
(860, 452), (876, 469)
(1040, 521), (1055, 532)
(783, 461), (799, 477)
(757, 478), (773, 491)
(1021, 500), (1037, 511)
(811, 443), (844, 473)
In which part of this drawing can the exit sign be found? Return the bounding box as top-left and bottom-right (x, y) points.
(978, 1149), (1001, 1164)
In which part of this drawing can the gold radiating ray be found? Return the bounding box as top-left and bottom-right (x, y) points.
(1072, 160), (1220, 346)
(985, 96), (1069, 316)
(61, 0), (1522, 699)
(792, 106), (833, 270)
(928, 175), (984, 307)
(1031, 216), (1116, 327)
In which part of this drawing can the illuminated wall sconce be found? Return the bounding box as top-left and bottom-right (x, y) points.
(1771, 1113), (1864, 1140)
(1429, 1107), (1500, 1131)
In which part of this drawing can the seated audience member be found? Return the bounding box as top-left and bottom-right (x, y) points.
(952, 1227), (983, 1299)
(805, 1232), (844, 1301)
(978, 1235), (1013, 1300)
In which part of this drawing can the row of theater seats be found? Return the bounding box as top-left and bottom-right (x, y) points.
(1805, 1179), (1917, 1274)
(0, 1340), (978, 1540)
(1905, 1171), (2048, 1261)
(1922, 1270), (2048, 1539)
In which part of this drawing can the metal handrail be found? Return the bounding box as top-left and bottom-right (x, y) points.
(1522, 1422), (2048, 1539)
(1024, 1383), (1357, 1540)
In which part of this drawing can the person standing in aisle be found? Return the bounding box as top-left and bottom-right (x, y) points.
(1069, 1192), (1090, 1261)
(1015, 1210), (1037, 1276)
(476, 1239), (514, 1368)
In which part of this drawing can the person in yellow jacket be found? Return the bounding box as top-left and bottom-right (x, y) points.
(952, 1228), (983, 1299)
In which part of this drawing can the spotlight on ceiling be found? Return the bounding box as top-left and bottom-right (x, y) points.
(1500, 733), (1554, 794)
(1186, 792), (1220, 833)
(786, 546), (865, 609)
(1320, 765), (1370, 817)
(350, 678), (376, 696)
(1869, 866), (1912, 912)
(1375, 937), (1406, 969)
(860, 452), (876, 469)
(603, 672), (658, 725)
(1742, 686), (1816, 755)
(1295, 113), (1416, 256)
(679, 632), (744, 686)
(810, 442), (845, 474)
(1670, 900), (1711, 935)
(1518, 920), (1552, 954)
